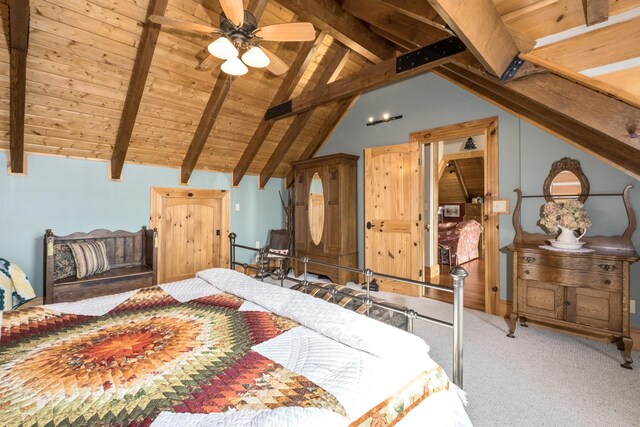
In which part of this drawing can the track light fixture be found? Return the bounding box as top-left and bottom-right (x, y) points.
(366, 112), (403, 126)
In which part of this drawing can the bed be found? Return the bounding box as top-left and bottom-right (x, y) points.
(0, 268), (471, 426)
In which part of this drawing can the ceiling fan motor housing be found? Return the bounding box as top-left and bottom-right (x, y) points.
(220, 11), (258, 48)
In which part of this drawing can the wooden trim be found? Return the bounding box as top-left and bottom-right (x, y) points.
(275, 0), (395, 63)
(232, 37), (324, 186)
(8, 0), (30, 175)
(585, 0), (609, 26)
(109, 0), (169, 181)
(411, 117), (500, 314)
(259, 45), (350, 188)
(495, 299), (513, 317)
(427, 0), (519, 77)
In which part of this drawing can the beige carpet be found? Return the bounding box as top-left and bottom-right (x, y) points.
(266, 275), (640, 426)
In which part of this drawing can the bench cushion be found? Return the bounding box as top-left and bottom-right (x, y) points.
(55, 265), (153, 286)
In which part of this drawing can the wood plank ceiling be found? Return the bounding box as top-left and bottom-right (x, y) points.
(0, 0), (639, 184)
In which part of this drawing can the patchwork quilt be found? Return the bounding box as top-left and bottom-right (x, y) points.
(0, 269), (471, 426)
(0, 258), (36, 311)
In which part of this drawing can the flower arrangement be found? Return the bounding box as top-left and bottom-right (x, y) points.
(539, 199), (592, 233)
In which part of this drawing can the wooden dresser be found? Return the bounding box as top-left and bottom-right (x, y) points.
(507, 187), (639, 368)
(291, 154), (358, 284)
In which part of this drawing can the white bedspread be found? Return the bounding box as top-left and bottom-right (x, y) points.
(30, 269), (471, 426)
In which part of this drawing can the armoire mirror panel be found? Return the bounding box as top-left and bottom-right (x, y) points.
(308, 172), (325, 245)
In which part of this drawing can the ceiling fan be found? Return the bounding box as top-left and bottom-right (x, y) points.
(148, 0), (316, 76)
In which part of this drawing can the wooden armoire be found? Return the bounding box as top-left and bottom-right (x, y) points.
(291, 154), (358, 284)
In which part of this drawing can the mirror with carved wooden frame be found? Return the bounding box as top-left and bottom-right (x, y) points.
(543, 157), (590, 203)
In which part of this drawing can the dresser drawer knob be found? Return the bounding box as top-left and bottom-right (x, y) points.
(524, 270), (530, 275)
(598, 264), (616, 272)
(522, 256), (536, 263)
(564, 301), (571, 306)
(604, 279), (611, 285)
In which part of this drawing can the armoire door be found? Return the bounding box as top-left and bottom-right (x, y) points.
(364, 142), (423, 296)
(150, 188), (229, 284)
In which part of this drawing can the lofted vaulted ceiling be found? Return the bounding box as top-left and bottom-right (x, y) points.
(1, 0), (639, 186)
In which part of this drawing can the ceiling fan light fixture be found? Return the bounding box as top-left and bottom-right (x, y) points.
(208, 37), (238, 60)
(221, 57), (248, 76)
(242, 46), (270, 68)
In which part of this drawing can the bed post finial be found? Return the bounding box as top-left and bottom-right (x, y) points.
(228, 233), (237, 270)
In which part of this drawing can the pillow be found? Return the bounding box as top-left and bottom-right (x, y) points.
(0, 258), (36, 311)
(68, 241), (110, 279)
(53, 244), (77, 281)
(267, 248), (289, 255)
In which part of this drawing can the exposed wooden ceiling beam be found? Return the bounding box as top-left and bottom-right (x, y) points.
(8, 0), (30, 174)
(450, 160), (469, 201)
(232, 36), (324, 186)
(285, 95), (359, 188)
(259, 46), (350, 188)
(427, 0), (520, 77)
(370, 26), (418, 51)
(434, 64), (640, 179)
(180, 72), (231, 184)
(375, 0), (452, 34)
(265, 37), (466, 121)
(531, 18), (640, 72)
(585, 0), (609, 26)
(109, 0), (169, 180)
(274, 0), (395, 63)
(342, 0), (446, 47)
(520, 53), (640, 109)
(180, 0), (268, 184)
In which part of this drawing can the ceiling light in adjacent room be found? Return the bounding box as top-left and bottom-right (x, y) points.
(242, 46), (270, 68)
(382, 112), (390, 120)
(464, 137), (477, 150)
(221, 57), (249, 76)
(208, 37), (238, 60)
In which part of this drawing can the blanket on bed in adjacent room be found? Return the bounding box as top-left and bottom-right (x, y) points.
(0, 269), (470, 426)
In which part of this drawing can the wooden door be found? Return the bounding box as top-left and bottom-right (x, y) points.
(150, 188), (229, 284)
(364, 142), (423, 296)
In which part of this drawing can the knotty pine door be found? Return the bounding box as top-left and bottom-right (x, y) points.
(364, 142), (424, 296)
(150, 188), (229, 284)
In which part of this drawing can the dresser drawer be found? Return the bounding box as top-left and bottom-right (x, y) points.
(518, 252), (622, 275)
(518, 265), (622, 291)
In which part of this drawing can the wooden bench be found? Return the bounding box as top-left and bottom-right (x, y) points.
(44, 227), (157, 304)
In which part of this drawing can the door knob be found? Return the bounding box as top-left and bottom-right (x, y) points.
(366, 221), (373, 230)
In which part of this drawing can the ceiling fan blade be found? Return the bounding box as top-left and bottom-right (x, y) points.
(256, 23), (316, 42)
(196, 54), (219, 71)
(148, 15), (219, 34)
(219, 0), (244, 27)
(262, 48), (289, 75)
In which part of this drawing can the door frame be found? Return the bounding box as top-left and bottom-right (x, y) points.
(410, 117), (499, 314)
(149, 187), (230, 284)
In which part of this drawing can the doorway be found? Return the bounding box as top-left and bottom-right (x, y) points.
(411, 118), (499, 314)
(150, 187), (230, 284)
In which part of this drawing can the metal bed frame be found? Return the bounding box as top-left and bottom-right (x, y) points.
(228, 233), (467, 388)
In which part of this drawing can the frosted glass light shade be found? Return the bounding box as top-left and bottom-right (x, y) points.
(208, 37), (238, 60)
(242, 47), (270, 68)
(221, 57), (248, 76)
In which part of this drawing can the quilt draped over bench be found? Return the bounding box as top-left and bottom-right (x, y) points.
(0, 258), (35, 311)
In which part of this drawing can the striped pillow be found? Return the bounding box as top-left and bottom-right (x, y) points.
(68, 241), (110, 279)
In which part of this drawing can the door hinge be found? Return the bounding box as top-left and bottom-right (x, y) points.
(419, 269), (423, 277)
(418, 213), (422, 221)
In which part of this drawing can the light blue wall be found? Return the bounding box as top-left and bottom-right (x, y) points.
(0, 152), (284, 296)
(318, 72), (640, 327)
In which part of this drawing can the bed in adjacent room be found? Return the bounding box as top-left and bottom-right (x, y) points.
(0, 268), (471, 426)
